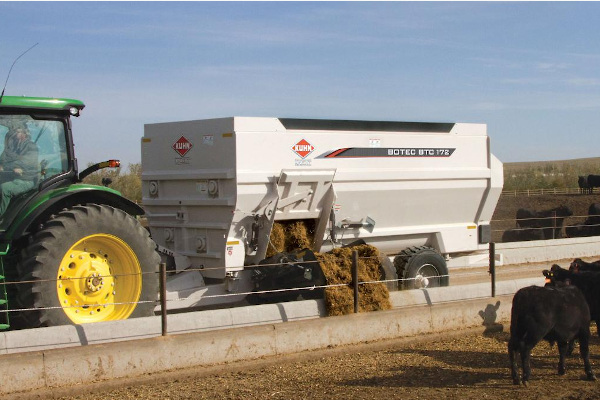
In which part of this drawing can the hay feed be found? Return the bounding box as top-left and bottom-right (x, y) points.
(266, 220), (315, 257)
(266, 220), (391, 316)
(317, 244), (391, 316)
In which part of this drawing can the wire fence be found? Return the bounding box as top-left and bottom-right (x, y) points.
(1, 186), (596, 334)
(0, 233), (596, 335)
(500, 187), (589, 197)
(494, 186), (600, 241)
(491, 211), (600, 243)
(0, 248), (511, 333)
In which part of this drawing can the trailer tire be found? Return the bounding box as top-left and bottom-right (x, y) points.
(10, 204), (159, 328)
(394, 246), (449, 290)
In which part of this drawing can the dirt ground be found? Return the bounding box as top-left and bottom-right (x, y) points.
(45, 326), (600, 400)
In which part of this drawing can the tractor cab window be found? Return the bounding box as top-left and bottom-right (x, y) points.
(30, 120), (68, 180)
(0, 115), (67, 216)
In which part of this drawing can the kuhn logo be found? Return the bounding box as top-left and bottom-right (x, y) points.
(173, 136), (193, 157)
(291, 139), (314, 159)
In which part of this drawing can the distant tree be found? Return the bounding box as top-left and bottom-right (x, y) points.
(503, 158), (600, 191)
(82, 162), (142, 203)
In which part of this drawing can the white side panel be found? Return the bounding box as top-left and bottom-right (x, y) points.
(142, 117), (503, 280)
(234, 123), (501, 256)
(142, 119), (238, 279)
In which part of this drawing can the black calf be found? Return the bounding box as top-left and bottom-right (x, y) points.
(508, 284), (595, 385)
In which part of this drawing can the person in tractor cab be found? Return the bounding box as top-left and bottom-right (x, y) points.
(0, 124), (39, 214)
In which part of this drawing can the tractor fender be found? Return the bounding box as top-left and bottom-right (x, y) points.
(8, 185), (144, 241)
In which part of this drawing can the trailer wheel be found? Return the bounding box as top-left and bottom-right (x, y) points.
(11, 204), (159, 328)
(393, 246), (449, 290)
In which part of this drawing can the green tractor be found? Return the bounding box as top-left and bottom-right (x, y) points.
(0, 96), (159, 329)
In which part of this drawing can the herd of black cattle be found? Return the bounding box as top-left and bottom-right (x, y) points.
(502, 203), (600, 242)
(500, 174), (600, 242)
(578, 174), (600, 194)
(501, 175), (600, 242)
(509, 258), (600, 386)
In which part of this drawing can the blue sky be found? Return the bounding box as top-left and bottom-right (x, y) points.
(1, 2), (600, 169)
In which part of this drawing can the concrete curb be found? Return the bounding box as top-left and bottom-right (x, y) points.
(0, 277), (544, 395)
(497, 236), (600, 265)
(1, 294), (514, 396)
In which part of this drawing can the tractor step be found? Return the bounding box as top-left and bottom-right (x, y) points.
(0, 259), (9, 330)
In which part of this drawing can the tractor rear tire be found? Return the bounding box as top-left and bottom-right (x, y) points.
(393, 246), (449, 290)
(11, 204), (159, 328)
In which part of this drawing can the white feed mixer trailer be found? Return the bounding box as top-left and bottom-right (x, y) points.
(141, 118), (503, 310)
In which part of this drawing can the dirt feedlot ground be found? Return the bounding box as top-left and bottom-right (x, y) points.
(51, 327), (600, 400)
(22, 193), (600, 400)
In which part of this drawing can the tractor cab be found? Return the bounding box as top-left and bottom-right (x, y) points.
(0, 96), (82, 231)
(0, 96), (156, 330)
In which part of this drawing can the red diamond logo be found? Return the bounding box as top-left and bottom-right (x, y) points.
(291, 139), (314, 159)
(172, 136), (193, 157)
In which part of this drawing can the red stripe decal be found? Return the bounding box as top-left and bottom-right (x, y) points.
(325, 148), (350, 158)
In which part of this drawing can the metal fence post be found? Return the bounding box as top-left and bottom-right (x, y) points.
(159, 262), (167, 336)
(352, 250), (359, 313)
(489, 243), (496, 298)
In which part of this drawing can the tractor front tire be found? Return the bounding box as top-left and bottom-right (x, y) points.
(12, 204), (159, 328)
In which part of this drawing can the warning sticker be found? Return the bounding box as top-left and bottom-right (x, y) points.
(203, 135), (214, 146)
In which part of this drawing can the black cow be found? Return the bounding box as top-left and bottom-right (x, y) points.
(548, 264), (600, 336)
(516, 205), (573, 240)
(508, 284), (596, 385)
(566, 224), (592, 238)
(570, 258), (600, 273)
(502, 228), (544, 243)
(566, 203), (600, 238)
(587, 174), (600, 192)
(586, 204), (600, 235)
(589, 203), (600, 216)
(579, 176), (592, 194)
(566, 227), (600, 239)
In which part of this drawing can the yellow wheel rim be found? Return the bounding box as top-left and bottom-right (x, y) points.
(56, 234), (142, 324)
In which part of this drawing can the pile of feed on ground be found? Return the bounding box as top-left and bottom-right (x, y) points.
(266, 220), (390, 316)
(316, 244), (391, 316)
